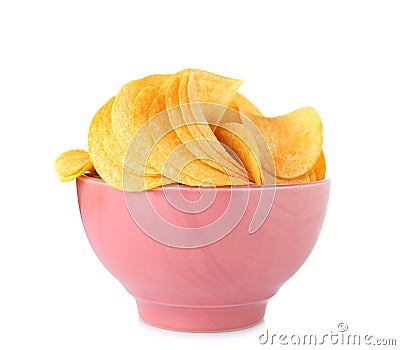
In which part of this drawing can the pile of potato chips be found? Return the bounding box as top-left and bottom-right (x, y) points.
(55, 68), (325, 191)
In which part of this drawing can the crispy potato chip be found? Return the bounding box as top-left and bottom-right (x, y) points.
(214, 123), (263, 185)
(159, 69), (242, 128)
(125, 85), (161, 175)
(147, 93), (184, 177)
(166, 76), (247, 180)
(146, 93), (196, 180)
(99, 94), (158, 179)
(55, 149), (93, 182)
(274, 151), (325, 184)
(89, 97), (173, 191)
(100, 96), (134, 171)
(185, 69), (242, 106)
(132, 76), (249, 185)
(159, 68), (242, 101)
(180, 73), (248, 178)
(187, 70), (242, 128)
(111, 74), (169, 155)
(245, 107), (323, 179)
(145, 97), (249, 186)
(132, 86), (160, 136)
(88, 97), (123, 189)
(129, 92), (207, 184)
(166, 78), (210, 157)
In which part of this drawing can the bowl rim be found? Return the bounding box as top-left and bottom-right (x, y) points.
(77, 174), (330, 191)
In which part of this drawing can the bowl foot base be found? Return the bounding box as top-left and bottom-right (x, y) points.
(135, 298), (268, 332)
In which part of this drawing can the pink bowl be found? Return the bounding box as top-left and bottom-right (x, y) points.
(76, 175), (330, 331)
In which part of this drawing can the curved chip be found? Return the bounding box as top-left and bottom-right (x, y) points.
(111, 74), (170, 155)
(54, 149), (93, 182)
(89, 97), (173, 191)
(180, 73), (248, 178)
(245, 107), (323, 179)
(187, 69), (242, 129)
(166, 76), (247, 180)
(145, 95), (249, 186)
(125, 85), (161, 175)
(214, 123), (262, 185)
(274, 151), (326, 184)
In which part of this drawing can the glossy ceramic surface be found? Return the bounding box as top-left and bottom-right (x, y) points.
(77, 175), (330, 331)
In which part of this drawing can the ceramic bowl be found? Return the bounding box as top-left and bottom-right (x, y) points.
(77, 175), (330, 331)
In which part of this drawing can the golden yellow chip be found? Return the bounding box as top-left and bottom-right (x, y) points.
(185, 69), (242, 106)
(54, 149), (93, 182)
(99, 96), (128, 167)
(180, 73), (248, 179)
(144, 92), (248, 186)
(246, 107), (323, 179)
(132, 86), (160, 136)
(166, 76), (247, 180)
(272, 151), (325, 185)
(98, 95), (151, 179)
(146, 92), (189, 178)
(138, 92), (222, 184)
(187, 70), (242, 128)
(214, 123), (262, 184)
(88, 96), (173, 191)
(126, 85), (161, 175)
(111, 74), (169, 155)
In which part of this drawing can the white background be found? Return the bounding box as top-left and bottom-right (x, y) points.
(1, 1), (399, 349)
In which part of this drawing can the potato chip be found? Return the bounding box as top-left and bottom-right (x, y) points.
(187, 69), (242, 128)
(123, 74), (249, 186)
(132, 86), (160, 136)
(166, 75), (248, 180)
(99, 94), (155, 180)
(245, 107), (323, 179)
(88, 97), (124, 189)
(125, 85), (161, 175)
(273, 151), (325, 184)
(214, 123), (263, 185)
(185, 69), (243, 107)
(166, 77), (212, 161)
(180, 73), (249, 178)
(111, 74), (169, 157)
(100, 96), (134, 171)
(89, 96), (173, 191)
(144, 94), (249, 186)
(54, 149), (93, 182)
(145, 93), (200, 181)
